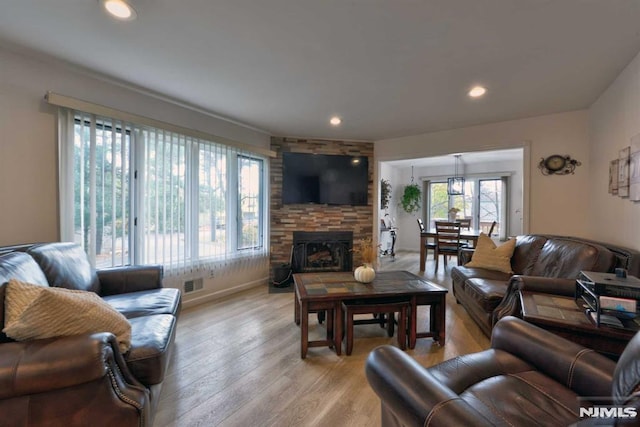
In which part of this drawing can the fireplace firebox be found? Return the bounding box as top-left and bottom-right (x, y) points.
(292, 231), (353, 273)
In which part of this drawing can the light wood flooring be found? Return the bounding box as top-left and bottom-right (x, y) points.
(153, 251), (490, 427)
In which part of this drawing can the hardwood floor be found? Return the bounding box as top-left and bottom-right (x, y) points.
(153, 251), (490, 427)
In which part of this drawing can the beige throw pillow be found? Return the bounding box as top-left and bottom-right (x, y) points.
(3, 279), (131, 353)
(465, 233), (516, 274)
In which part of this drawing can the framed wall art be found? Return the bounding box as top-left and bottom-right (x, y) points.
(629, 133), (640, 201)
(618, 146), (630, 198)
(609, 159), (619, 195)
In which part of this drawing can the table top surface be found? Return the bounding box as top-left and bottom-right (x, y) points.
(294, 270), (447, 300)
(519, 291), (638, 337)
(420, 229), (481, 238)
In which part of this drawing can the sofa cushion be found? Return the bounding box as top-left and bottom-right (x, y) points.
(464, 278), (508, 312)
(512, 235), (547, 275)
(125, 314), (176, 386)
(0, 252), (50, 343)
(3, 279), (131, 352)
(465, 234), (516, 274)
(451, 266), (512, 292)
(103, 288), (181, 319)
(529, 239), (616, 278)
(27, 243), (100, 293)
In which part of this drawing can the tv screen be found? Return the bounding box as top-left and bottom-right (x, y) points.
(282, 153), (368, 205)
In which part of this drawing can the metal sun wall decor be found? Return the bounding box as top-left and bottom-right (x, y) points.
(538, 154), (582, 175)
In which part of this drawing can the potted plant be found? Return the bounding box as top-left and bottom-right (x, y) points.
(380, 179), (391, 210)
(400, 183), (421, 214)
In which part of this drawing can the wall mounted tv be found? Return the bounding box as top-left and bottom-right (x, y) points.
(282, 152), (369, 206)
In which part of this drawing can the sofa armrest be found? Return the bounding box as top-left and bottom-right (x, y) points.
(365, 346), (494, 427)
(492, 317), (616, 399)
(492, 275), (576, 325)
(509, 275), (576, 296)
(0, 333), (150, 425)
(98, 265), (163, 296)
(0, 333), (145, 399)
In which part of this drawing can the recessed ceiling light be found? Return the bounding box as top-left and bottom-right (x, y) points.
(329, 116), (342, 126)
(100, 0), (137, 21)
(468, 86), (487, 98)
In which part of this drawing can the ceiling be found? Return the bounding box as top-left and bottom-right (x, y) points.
(385, 148), (523, 168)
(1, 1), (640, 141)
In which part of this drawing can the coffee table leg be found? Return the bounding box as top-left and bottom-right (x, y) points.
(294, 291), (300, 325)
(334, 301), (342, 356)
(430, 298), (446, 345)
(437, 297), (446, 344)
(301, 300), (309, 358)
(409, 300), (417, 349)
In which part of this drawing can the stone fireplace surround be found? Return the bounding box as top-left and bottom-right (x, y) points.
(269, 137), (374, 281)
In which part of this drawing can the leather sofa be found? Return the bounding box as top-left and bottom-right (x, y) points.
(0, 242), (181, 426)
(366, 316), (640, 427)
(450, 234), (640, 337)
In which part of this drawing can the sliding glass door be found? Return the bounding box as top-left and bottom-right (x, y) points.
(426, 177), (507, 239)
(478, 178), (504, 237)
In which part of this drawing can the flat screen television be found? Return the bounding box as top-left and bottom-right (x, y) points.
(282, 152), (368, 205)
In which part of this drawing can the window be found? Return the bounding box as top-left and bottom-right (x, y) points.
(60, 110), (267, 273)
(426, 177), (508, 239)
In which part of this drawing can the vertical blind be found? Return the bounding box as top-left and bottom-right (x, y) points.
(58, 108), (267, 276)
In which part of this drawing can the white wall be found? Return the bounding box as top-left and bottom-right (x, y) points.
(375, 110), (592, 250)
(0, 46), (271, 305)
(588, 49), (640, 250)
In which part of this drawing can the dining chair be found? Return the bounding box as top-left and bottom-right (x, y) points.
(417, 218), (436, 259)
(457, 218), (472, 230)
(434, 221), (464, 271)
(487, 220), (497, 237)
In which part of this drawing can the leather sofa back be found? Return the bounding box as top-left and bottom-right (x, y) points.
(0, 252), (50, 343)
(510, 235), (621, 278)
(511, 235), (547, 274)
(529, 238), (616, 278)
(27, 243), (100, 294)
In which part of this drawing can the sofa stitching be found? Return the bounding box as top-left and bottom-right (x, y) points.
(469, 393), (517, 427)
(425, 397), (511, 427)
(508, 373), (578, 417)
(567, 348), (594, 389)
(424, 398), (457, 427)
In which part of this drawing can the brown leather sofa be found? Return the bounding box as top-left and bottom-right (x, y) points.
(450, 234), (640, 337)
(366, 316), (640, 426)
(0, 242), (181, 426)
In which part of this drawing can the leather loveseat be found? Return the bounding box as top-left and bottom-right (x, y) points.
(0, 242), (181, 426)
(450, 234), (640, 337)
(366, 316), (640, 427)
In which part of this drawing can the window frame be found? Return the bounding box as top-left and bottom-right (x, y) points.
(425, 175), (509, 240)
(64, 111), (269, 271)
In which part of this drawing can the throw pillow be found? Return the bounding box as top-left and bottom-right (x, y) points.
(465, 233), (516, 274)
(3, 279), (131, 352)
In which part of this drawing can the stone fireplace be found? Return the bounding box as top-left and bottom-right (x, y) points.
(292, 231), (353, 273)
(269, 136), (374, 281)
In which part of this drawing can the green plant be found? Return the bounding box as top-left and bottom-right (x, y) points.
(380, 179), (391, 210)
(400, 183), (421, 214)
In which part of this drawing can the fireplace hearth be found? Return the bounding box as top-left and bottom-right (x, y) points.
(292, 231), (353, 273)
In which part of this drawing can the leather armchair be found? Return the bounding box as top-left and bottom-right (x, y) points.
(365, 316), (640, 426)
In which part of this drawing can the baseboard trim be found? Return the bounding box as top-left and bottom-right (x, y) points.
(181, 277), (268, 309)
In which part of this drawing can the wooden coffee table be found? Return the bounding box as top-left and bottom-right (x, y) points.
(294, 270), (448, 358)
(519, 291), (638, 357)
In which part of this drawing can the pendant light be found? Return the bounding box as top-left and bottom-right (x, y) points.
(447, 155), (465, 195)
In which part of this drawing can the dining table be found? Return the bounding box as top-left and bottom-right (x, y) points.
(419, 228), (481, 271)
